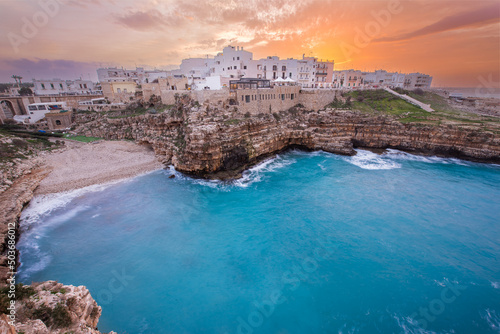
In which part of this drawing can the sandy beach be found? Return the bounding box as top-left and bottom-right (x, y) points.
(35, 139), (164, 195)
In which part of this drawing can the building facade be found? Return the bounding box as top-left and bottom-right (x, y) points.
(32, 79), (96, 96)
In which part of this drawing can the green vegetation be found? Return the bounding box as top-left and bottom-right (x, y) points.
(224, 119), (241, 125)
(63, 134), (101, 142)
(344, 89), (500, 132)
(0, 128), (60, 163)
(0, 284), (36, 313)
(31, 303), (72, 328)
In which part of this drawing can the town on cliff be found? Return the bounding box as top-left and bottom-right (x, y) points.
(1, 45), (500, 333)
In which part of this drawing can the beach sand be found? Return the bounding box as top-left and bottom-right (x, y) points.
(35, 139), (164, 195)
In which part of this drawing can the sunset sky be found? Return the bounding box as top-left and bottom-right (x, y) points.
(0, 0), (499, 87)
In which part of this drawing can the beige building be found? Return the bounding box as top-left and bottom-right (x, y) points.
(101, 81), (138, 103)
(45, 110), (73, 130)
(229, 78), (300, 115)
(142, 76), (189, 103)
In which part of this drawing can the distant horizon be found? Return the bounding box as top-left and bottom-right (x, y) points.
(1, 0), (498, 88)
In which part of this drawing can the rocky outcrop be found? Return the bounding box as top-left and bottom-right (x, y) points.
(74, 102), (500, 179)
(1, 281), (113, 334)
(0, 168), (51, 283)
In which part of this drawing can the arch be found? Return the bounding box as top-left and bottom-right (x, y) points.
(0, 100), (15, 119)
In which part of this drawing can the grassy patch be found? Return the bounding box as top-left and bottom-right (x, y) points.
(63, 134), (101, 142)
(347, 89), (500, 132)
(347, 90), (424, 116)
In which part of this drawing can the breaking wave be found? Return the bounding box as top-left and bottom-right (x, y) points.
(344, 149), (402, 170)
(165, 154), (296, 189)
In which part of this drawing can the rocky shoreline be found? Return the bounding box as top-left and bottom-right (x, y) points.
(74, 99), (500, 180)
(0, 138), (161, 333)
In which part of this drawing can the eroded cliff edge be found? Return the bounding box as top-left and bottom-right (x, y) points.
(74, 98), (500, 179)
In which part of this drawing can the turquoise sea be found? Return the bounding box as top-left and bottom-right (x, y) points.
(17, 149), (500, 334)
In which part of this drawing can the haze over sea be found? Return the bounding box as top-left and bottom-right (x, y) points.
(17, 149), (500, 334)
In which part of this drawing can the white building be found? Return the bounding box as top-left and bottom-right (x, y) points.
(403, 73), (433, 90)
(332, 70), (432, 89)
(97, 67), (179, 85)
(32, 79), (96, 95)
(209, 46), (253, 79)
(332, 70), (364, 89)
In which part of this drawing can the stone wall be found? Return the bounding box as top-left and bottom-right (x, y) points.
(230, 86), (301, 114)
(298, 89), (339, 110)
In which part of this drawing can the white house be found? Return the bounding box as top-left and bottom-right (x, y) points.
(33, 79), (96, 95)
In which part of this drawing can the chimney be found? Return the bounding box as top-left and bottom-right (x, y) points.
(241, 47), (244, 50)
(237, 46), (240, 51)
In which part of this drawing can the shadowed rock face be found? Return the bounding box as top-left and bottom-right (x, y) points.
(73, 102), (500, 179)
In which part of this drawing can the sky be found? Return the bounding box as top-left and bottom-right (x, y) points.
(0, 0), (499, 87)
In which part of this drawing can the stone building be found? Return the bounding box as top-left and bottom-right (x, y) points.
(101, 81), (138, 103)
(142, 77), (189, 103)
(228, 78), (300, 115)
(45, 110), (73, 130)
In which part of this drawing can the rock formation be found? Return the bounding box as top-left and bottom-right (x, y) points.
(1, 281), (113, 334)
(74, 99), (500, 179)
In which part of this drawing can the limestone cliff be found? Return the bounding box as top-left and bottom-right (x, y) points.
(74, 100), (500, 179)
(1, 281), (113, 334)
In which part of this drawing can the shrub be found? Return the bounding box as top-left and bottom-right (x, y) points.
(413, 88), (424, 95)
(51, 303), (72, 328)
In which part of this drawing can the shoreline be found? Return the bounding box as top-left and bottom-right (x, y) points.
(0, 139), (164, 285)
(34, 139), (165, 195)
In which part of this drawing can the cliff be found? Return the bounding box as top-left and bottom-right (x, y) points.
(74, 98), (500, 179)
(0, 281), (112, 334)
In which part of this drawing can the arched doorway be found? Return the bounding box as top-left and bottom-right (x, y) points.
(0, 100), (15, 119)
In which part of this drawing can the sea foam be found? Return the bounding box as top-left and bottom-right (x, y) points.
(344, 149), (402, 170)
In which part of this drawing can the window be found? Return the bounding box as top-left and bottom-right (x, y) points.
(60, 84), (63, 89)
(291, 94), (294, 100)
(41, 84), (45, 89)
(50, 83), (54, 89)
(237, 57), (240, 60)
(117, 88), (121, 93)
(28, 106), (37, 111)
(264, 66), (266, 71)
(289, 73), (292, 78)
(273, 65), (277, 71)
(124, 89), (127, 93)
(242, 96), (244, 102)
(243, 66), (247, 70)
(37, 105), (46, 110)
(245, 95), (250, 103)
(84, 84), (87, 89)
(55, 120), (61, 125)
(282, 66), (286, 71)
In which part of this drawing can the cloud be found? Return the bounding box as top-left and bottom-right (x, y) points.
(114, 9), (183, 31)
(374, 2), (500, 42)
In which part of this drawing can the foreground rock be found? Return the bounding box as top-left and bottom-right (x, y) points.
(0, 168), (50, 283)
(0, 281), (114, 334)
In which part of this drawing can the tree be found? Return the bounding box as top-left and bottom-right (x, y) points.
(18, 87), (33, 96)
